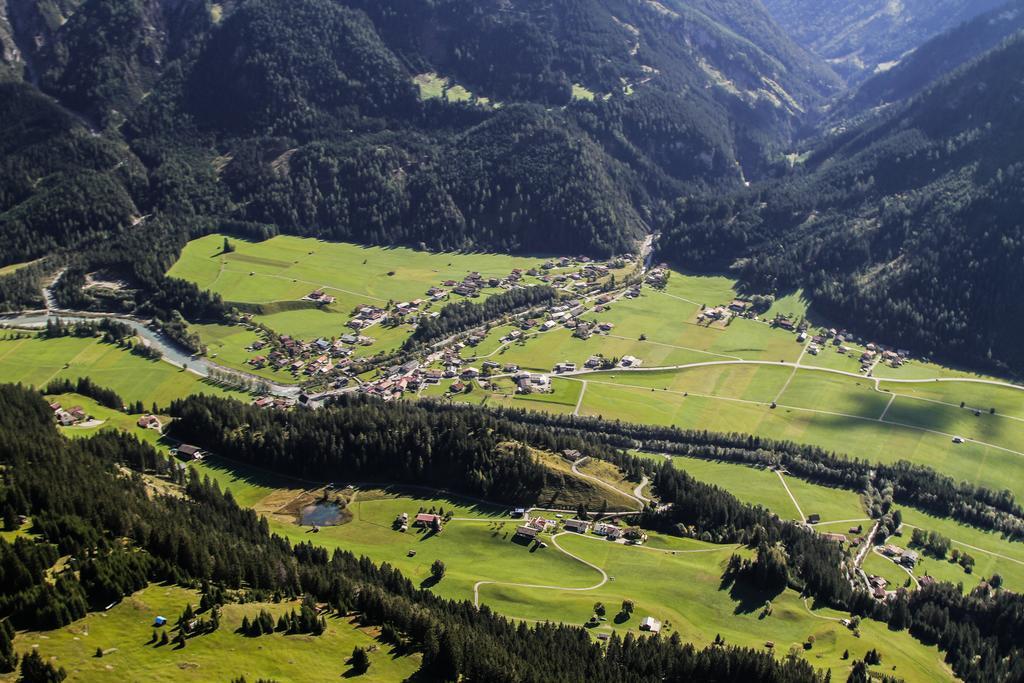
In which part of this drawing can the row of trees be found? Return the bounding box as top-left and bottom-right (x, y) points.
(460, 405), (1024, 539)
(406, 285), (556, 347)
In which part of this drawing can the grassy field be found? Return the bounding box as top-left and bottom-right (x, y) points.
(4, 584), (420, 682)
(0, 335), (246, 406)
(449, 356), (1024, 502)
(414, 72), (476, 102)
(189, 323), (301, 384)
(483, 533), (951, 682)
(894, 508), (1024, 591)
(0, 258), (42, 277)
(863, 551), (914, 589)
(187, 455), (949, 681)
(653, 455), (866, 524)
(645, 452), (1024, 594)
(169, 233), (566, 349)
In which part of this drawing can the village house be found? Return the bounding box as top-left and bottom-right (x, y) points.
(177, 444), (204, 460)
(137, 415), (161, 429)
(515, 524), (540, 539)
(414, 513), (442, 530)
(563, 518), (591, 533)
(554, 361), (576, 373)
(775, 317), (795, 331)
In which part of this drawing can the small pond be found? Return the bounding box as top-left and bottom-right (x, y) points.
(300, 502), (343, 526)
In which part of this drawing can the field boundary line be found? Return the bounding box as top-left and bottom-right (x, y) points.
(772, 343), (808, 403)
(604, 333), (742, 361)
(878, 393), (896, 421)
(775, 470), (805, 521)
(573, 380), (588, 416)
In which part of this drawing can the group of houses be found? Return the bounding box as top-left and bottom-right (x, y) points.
(251, 395), (295, 410)
(49, 402), (88, 426)
(881, 544), (919, 568)
(246, 332), (368, 380)
(509, 510), (646, 544)
(803, 329), (910, 370)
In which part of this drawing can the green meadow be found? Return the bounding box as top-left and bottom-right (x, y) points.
(187, 455), (950, 681)
(0, 335), (245, 406)
(650, 454), (866, 525)
(168, 233), (561, 347)
(4, 585), (419, 682)
(482, 534), (950, 682)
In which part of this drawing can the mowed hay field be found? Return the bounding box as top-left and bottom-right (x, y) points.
(0, 335), (245, 406)
(190, 457), (951, 681)
(459, 361), (1024, 501)
(3, 585), (420, 682)
(168, 233), (565, 345)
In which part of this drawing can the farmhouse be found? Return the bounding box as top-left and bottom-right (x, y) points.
(563, 518), (591, 533)
(515, 524), (540, 539)
(900, 550), (919, 567)
(640, 616), (661, 634)
(414, 513), (442, 528)
(177, 444), (203, 460)
(820, 532), (846, 543)
(137, 415), (160, 429)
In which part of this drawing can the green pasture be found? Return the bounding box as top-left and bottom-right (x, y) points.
(659, 455), (865, 524)
(168, 233), (559, 344)
(880, 379), (1024, 420)
(863, 551), (914, 589)
(0, 335), (245, 406)
(0, 258), (41, 277)
(896, 508), (1024, 591)
(5, 584), (419, 682)
(482, 533), (950, 682)
(547, 366), (1024, 501)
(190, 456), (948, 682)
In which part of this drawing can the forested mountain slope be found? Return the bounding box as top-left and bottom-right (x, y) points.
(0, 0), (837, 267)
(761, 0), (1007, 82)
(828, 0), (1024, 124)
(660, 34), (1024, 371)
